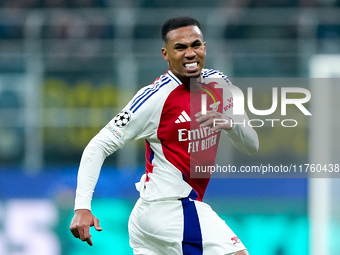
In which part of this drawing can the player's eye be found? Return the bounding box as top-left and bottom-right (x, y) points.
(174, 44), (186, 50)
(192, 41), (202, 48)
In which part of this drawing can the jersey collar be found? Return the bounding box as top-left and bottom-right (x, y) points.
(166, 70), (182, 85)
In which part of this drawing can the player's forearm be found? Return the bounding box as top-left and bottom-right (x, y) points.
(74, 132), (119, 211)
(226, 123), (259, 155)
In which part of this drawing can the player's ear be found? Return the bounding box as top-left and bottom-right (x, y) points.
(162, 47), (169, 61)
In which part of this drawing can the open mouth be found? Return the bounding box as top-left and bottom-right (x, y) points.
(184, 62), (199, 72)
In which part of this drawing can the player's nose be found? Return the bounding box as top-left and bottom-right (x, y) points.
(184, 48), (196, 58)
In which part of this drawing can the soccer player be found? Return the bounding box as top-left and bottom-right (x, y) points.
(70, 16), (259, 255)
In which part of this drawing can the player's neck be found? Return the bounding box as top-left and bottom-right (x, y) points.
(181, 77), (202, 90)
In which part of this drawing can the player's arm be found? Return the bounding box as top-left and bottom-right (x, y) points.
(195, 110), (258, 155)
(70, 84), (161, 245)
(221, 85), (259, 155)
(70, 131), (119, 245)
(223, 111), (259, 155)
(196, 78), (259, 155)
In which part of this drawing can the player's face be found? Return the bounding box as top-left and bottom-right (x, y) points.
(162, 26), (206, 85)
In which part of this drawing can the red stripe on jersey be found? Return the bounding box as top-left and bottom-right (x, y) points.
(157, 84), (222, 201)
(145, 140), (154, 182)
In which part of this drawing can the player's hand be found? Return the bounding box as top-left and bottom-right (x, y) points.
(195, 111), (233, 132)
(69, 209), (102, 246)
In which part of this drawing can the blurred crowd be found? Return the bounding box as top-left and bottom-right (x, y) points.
(1, 0), (340, 9)
(0, 0), (107, 9)
(0, 0), (339, 40)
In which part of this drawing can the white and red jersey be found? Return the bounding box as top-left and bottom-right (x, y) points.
(74, 69), (258, 210)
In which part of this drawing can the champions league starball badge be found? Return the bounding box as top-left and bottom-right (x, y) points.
(113, 110), (131, 127)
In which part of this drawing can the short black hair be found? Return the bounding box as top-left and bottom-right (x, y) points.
(161, 16), (201, 42)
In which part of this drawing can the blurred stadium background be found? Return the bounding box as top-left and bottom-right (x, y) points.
(0, 0), (340, 254)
